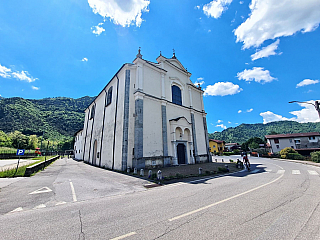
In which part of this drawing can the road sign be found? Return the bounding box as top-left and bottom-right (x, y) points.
(16, 149), (25, 156)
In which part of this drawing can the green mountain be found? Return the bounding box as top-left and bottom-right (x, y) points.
(0, 96), (95, 139)
(209, 121), (320, 144)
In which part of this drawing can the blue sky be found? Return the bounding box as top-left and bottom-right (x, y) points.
(0, 0), (320, 133)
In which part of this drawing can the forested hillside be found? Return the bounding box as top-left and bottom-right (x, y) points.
(0, 96), (95, 140)
(209, 121), (320, 144)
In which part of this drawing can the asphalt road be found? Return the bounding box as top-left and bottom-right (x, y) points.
(0, 156), (319, 240)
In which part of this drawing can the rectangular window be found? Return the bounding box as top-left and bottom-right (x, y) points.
(294, 139), (300, 144)
(309, 136), (316, 140)
(276, 145), (279, 149)
(106, 86), (113, 106)
(274, 139), (279, 144)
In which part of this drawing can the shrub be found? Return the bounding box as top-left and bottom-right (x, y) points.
(218, 167), (229, 173)
(280, 147), (298, 159)
(286, 153), (305, 160)
(311, 151), (320, 163)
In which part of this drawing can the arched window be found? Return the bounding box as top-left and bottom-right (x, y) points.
(172, 85), (182, 105)
(106, 86), (113, 106)
(90, 105), (95, 119)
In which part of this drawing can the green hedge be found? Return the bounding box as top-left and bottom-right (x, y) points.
(286, 153), (305, 160)
(311, 151), (320, 163)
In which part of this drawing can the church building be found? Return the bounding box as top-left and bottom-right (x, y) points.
(80, 50), (210, 171)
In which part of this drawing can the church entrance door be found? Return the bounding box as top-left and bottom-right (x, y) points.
(177, 143), (186, 164)
(92, 140), (97, 166)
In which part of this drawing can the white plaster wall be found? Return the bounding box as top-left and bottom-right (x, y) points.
(83, 108), (93, 162)
(113, 70), (126, 171)
(74, 130), (83, 160)
(143, 65), (162, 98)
(143, 96), (163, 157)
(191, 89), (203, 112)
(194, 112), (207, 155)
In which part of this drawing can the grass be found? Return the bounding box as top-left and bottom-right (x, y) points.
(0, 155), (58, 178)
(0, 147), (36, 154)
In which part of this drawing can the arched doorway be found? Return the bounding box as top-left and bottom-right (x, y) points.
(177, 143), (186, 164)
(92, 140), (97, 166)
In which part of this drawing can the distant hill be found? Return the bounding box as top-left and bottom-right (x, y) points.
(0, 96), (95, 139)
(209, 121), (320, 144)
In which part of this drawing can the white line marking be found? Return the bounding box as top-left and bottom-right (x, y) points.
(109, 232), (137, 240)
(168, 173), (284, 222)
(55, 201), (67, 206)
(69, 180), (77, 202)
(10, 207), (23, 213)
(266, 169), (272, 172)
(29, 187), (52, 195)
(308, 170), (319, 175)
(33, 204), (46, 209)
(292, 170), (301, 175)
(277, 170), (285, 174)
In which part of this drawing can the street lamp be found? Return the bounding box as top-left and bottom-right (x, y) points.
(288, 100), (320, 119)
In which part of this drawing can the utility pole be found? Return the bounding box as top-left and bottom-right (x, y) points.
(289, 100), (320, 119)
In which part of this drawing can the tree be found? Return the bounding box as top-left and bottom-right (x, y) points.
(28, 135), (39, 149)
(242, 137), (265, 151)
(0, 130), (11, 147)
(8, 131), (29, 149)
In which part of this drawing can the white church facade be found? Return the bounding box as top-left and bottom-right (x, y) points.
(79, 50), (210, 171)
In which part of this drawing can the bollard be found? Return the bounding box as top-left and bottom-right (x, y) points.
(225, 164), (229, 172)
(222, 159), (224, 162)
(127, 167), (130, 173)
(148, 170), (152, 178)
(140, 169), (144, 176)
(199, 167), (203, 175)
(215, 159), (217, 162)
(157, 170), (162, 180)
(133, 168), (137, 174)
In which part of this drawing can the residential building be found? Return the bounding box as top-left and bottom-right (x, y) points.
(265, 132), (320, 155)
(224, 143), (241, 152)
(78, 50), (210, 171)
(209, 139), (225, 155)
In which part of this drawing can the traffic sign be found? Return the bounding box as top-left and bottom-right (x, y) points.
(16, 149), (25, 156)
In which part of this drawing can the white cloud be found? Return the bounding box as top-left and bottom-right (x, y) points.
(296, 79), (319, 88)
(237, 67), (276, 83)
(194, 78), (205, 86)
(260, 111), (289, 124)
(260, 100), (320, 124)
(251, 39), (280, 61)
(88, 0), (150, 27)
(82, 57), (88, 62)
(195, 5), (200, 10)
(204, 82), (242, 96)
(11, 71), (36, 83)
(238, 110), (242, 113)
(217, 119), (223, 123)
(32, 86), (39, 90)
(216, 124), (227, 129)
(247, 108), (253, 112)
(0, 63), (37, 83)
(234, 0), (320, 49)
(203, 0), (233, 19)
(239, 1), (243, 4)
(0, 64), (12, 78)
(91, 24), (105, 35)
(228, 121), (232, 124)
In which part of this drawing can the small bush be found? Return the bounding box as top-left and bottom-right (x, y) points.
(218, 167), (229, 173)
(311, 151), (320, 163)
(175, 173), (184, 179)
(286, 153), (305, 160)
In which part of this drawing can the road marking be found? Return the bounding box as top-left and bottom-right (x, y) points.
(109, 232), (137, 240)
(168, 173), (284, 222)
(10, 207), (23, 213)
(55, 201), (67, 206)
(308, 170), (319, 175)
(277, 170), (285, 174)
(266, 169), (272, 172)
(33, 204), (46, 209)
(292, 170), (301, 175)
(29, 187), (52, 195)
(69, 180), (77, 202)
